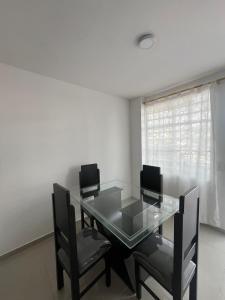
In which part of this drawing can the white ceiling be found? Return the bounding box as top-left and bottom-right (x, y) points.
(1, 0), (225, 99)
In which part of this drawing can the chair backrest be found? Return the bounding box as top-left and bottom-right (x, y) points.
(79, 163), (100, 190)
(173, 186), (199, 292)
(52, 183), (79, 280)
(140, 165), (162, 194)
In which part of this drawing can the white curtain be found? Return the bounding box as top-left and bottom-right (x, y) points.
(210, 82), (225, 230)
(142, 85), (223, 228)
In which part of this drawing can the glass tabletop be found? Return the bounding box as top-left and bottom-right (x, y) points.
(70, 180), (179, 249)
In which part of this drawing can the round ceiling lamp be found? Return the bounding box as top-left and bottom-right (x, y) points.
(137, 33), (155, 49)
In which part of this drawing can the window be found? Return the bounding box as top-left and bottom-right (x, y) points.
(142, 86), (212, 183)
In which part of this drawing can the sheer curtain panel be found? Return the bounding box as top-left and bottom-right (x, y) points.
(142, 85), (222, 228)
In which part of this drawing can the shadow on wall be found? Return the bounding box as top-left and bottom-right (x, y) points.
(65, 166), (80, 189)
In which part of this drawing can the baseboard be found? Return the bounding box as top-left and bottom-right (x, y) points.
(0, 232), (54, 260)
(0, 218), (82, 260)
(201, 223), (225, 234)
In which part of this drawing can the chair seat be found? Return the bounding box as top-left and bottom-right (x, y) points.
(81, 189), (99, 199)
(142, 194), (160, 206)
(58, 228), (111, 276)
(133, 233), (196, 293)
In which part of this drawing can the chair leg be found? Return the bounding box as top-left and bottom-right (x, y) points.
(90, 217), (95, 228)
(81, 208), (85, 229)
(173, 287), (183, 300)
(158, 225), (163, 235)
(71, 279), (80, 300)
(56, 260), (64, 290)
(189, 250), (198, 300)
(135, 261), (142, 299)
(189, 272), (197, 300)
(104, 254), (111, 287)
(173, 296), (182, 300)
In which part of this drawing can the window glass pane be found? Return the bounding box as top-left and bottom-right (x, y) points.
(142, 87), (211, 181)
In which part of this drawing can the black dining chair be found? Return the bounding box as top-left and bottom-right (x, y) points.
(134, 186), (199, 300)
(140, 165), (163, 234)
(52, 183), (111, 300)
(140, 165), (163, 199)
(79, 163), (100, 228)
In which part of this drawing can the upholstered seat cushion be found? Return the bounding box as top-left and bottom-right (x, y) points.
(58, 228), (111, 276)
(81, 189), (99, 199)
(142, 194), (160, 206)
(133, 233), (196, 293)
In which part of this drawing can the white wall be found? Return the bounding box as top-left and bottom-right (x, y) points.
(0, 63), (131, 255)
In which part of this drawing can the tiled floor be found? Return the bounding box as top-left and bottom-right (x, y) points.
(0, 221), (224, 300)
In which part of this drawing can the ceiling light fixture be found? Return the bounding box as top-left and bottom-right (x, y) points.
(137, 33), (155, 49)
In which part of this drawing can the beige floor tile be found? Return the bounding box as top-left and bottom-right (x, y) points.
(0, 223), (224, 300)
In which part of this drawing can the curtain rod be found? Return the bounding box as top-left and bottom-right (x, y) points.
(144, 75), (225, 104)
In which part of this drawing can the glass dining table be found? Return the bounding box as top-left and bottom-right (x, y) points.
(70, 180), (179, 290)
(70, 180), (179, 248)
